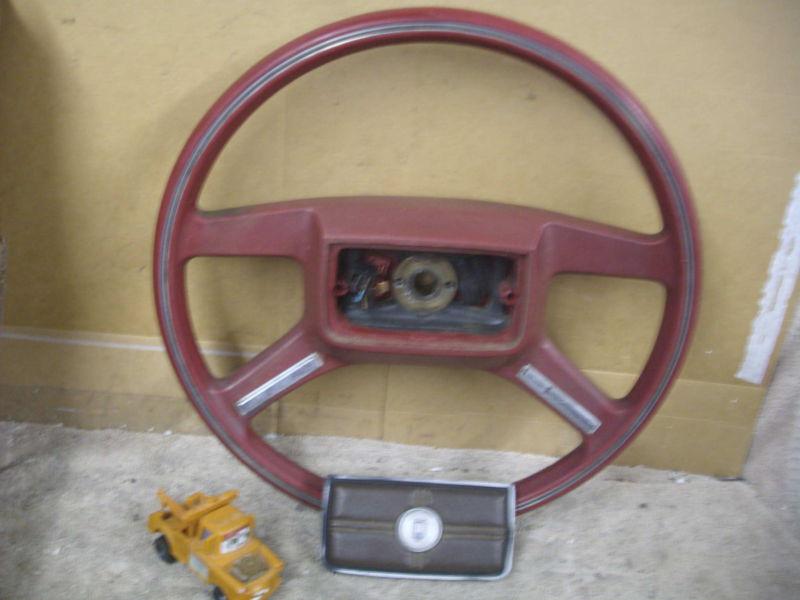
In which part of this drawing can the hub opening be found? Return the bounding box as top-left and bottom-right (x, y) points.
(413, 271), (438, 297)
(334, 249), (517, 334)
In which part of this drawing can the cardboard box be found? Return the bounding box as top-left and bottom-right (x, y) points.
(1, 1), (799, 477)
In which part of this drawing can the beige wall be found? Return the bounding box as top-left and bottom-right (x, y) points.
(1, 1), (799, 476)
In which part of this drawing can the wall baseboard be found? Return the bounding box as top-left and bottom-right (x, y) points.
(0, 326), (763, 476)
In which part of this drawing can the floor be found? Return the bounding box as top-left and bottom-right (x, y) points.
(2, 420), (799, 600)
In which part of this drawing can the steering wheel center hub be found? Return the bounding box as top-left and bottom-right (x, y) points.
(393, 255), (458, 312)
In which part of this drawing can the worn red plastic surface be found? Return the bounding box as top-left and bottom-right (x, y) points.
(154, 8), (700, 514)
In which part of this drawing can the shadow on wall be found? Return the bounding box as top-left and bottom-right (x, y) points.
(0, 237), (5, 322)
(0, 3), (84, 416)
(0, 1), (74, 330)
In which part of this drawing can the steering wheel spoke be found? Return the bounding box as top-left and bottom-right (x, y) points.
(498, 338), (621, 437)
(214, 326), (339, 419)
(538, 214), (677, 285)
(176, 203), (319, 262)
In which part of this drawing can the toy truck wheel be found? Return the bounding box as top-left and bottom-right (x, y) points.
(154, 534), (176, 564)
(212, 587), (226, 600)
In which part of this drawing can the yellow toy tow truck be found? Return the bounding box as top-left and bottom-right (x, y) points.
(147, 489), (284, 600)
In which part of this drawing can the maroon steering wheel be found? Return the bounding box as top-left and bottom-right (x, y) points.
(154, 8), (700, 515)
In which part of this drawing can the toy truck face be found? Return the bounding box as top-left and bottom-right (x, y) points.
(195, 509), (253, 554)
(194, 509), (281, 598)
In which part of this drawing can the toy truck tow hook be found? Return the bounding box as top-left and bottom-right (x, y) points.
(147, 489), (284, 600)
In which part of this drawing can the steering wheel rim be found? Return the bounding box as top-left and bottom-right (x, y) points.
(154, 7), (701, 514)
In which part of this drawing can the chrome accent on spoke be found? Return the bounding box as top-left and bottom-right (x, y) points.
(236, 352), (324, 416)
(517, 364), (601, 435)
